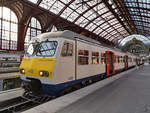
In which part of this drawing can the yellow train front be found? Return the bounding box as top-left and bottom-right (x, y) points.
(19, 38), (57, 95)
(19, 30), (139, 95)
(19, 31), (77, 95)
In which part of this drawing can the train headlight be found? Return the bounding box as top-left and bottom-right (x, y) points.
(39, 71), (49, 77)
(20, 69), (25, 74)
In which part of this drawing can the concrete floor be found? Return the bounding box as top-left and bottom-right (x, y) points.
(56, 65), (150, 113)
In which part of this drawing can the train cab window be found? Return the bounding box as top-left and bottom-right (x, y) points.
(61, 42), (73, 56)
(37, 41), (58, 56)
(78, 50), (89, 65)
(92, 52), (99, 64)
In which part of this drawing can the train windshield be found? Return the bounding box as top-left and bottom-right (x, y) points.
(36, 41), (58, 57)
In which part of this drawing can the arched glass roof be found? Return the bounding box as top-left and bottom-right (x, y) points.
(26, 0), (130, 41)
(118, 34), (150, 47)
(25, 0), (150, 45)
(123, 0), (150, 36)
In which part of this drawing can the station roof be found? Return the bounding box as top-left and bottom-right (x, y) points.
(24, 0), (132, 43)
(10, 0), (150, 45)
(124, 0), (150, 37)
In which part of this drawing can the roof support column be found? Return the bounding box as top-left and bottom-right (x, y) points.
(17, 23), (26, 51)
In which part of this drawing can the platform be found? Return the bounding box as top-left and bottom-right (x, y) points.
(0, 88), (24, 102)
(0, 72), (20, 79)
(22, 65), (150, 113)
(0, 67), (18, 73)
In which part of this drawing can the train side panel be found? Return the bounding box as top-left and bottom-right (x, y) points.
(76, 41), (106, 80)
(53, 39), (76, 84)
(114, 51), (125, 71)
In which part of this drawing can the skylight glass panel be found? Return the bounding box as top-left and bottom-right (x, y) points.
(62, 0), (72, 4)
(100, 22), (108, 28)
(108, 18), (116, 23)
(83, 10), (93, 18)
(111, 31), (117, 35)
(87, 13), (97, 20)
(79, 19), (89, 27)
(109, 20), (118, 25)
(69, 1), (78, 10)
(103, 25), (111, 30)
(40, 0), (55, 10)
(105, 14), (114, 20)
(98, 29), (106, 35)
(105, 34), (112, 39)
(94, 31), (99, 35)
(93, 18), (105, 25)
(98, 8), (108, 14)
(89, 24), (97, 31)
(87, 0), (101, 6)
(109, 36), (116, 41)
(70, 2), (88, 14)
(86, 23), (94, 30)
(98, 3), (105, 9)
(117, 28), (124, 32)
(67, 11), (79, 22)
(120, 31), (127, 35)
(115, 25), (122, 29)
(101, 12), (112, 19)
(94, 28), (103, 34)
(100, 31), (107, 36)
(107, 28), (114, 33)
(113, 23), (121, 28)
(50, 1), (65, 14)
(60, 7), (73, 18)
(75, 16), (85, 24)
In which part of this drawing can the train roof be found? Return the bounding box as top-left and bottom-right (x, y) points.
(32, 30), (101, 45)
(31, 30), (137, 57)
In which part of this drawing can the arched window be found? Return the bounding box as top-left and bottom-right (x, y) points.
(25, 17), (42, 43)
(0, 7), (18, 50)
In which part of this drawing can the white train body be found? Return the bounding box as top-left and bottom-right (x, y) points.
(19, 30), (141, 95)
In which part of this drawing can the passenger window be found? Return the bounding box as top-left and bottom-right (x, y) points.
(114, 55), (117, 63)
(123, 56), (125, 63)
(92, 52), (99, 64)
(78, 50), (89, 65)
(118, 56), (120, 63)
(61, 42), (73, 56)
(101, 53), (105, 64)
(121, 56), (123, 63)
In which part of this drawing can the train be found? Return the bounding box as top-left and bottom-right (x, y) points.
(19, 30), (142, 95)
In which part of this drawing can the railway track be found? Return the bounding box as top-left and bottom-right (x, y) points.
(0, 94), (53, 113)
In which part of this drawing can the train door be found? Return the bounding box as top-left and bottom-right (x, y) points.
(56, 41), (76, 83)
(105, 51), (115, 76)
(124, 55), (128, 70)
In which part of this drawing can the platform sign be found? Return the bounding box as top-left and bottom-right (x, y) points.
(0, 79), (3, 91)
